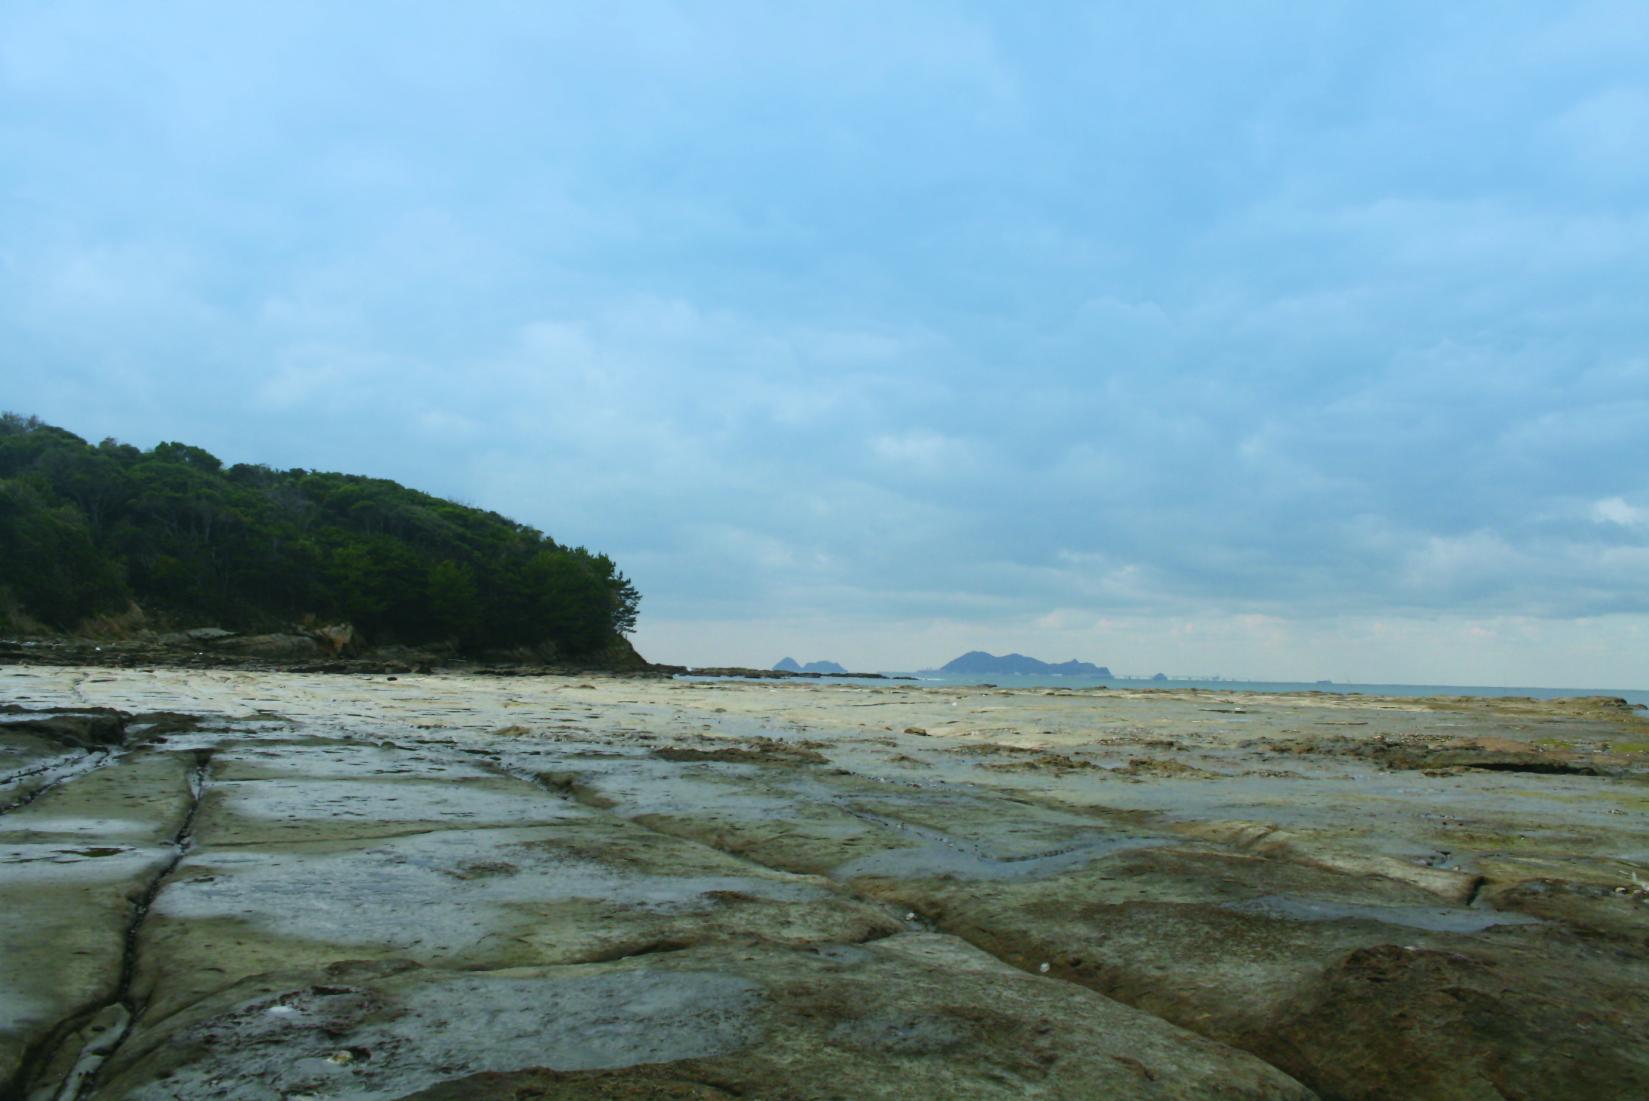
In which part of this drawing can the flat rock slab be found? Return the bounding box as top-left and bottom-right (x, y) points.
(851, 847), (1649, 1099)
(134, 816), (901, 1021)
(0, 750), (196, 1089)
(93, 935), (1314, 1101)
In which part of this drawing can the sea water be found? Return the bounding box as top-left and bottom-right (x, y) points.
(676, 670), (1649, 708)
(893, 672), (1649, 708)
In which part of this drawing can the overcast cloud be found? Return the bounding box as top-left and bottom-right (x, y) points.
(4, 2), (1647, 684)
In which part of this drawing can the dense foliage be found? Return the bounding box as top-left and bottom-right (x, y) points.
(0, 414), (639, 656)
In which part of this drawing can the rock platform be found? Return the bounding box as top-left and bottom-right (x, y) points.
(3, 668), (1647, 1099)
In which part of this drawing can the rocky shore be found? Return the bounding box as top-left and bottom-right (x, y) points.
(4, 667), (1647, 1099)
(0, 629), (657, 679)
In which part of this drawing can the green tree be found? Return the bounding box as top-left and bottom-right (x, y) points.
(427, 559), (481, 643)
(0, 411), (642, 656)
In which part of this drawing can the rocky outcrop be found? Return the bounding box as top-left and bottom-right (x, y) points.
(773, 658), (850, 673)
(0, 622), (666, 675)
(0, 707), (128, 750)
(308, 622), (357, 656)
(213, 633), (323, 659)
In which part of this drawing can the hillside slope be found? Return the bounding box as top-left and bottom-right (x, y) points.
(0, 413), (639, 659)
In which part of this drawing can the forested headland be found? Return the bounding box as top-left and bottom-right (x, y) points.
(0, 413), (639, 660)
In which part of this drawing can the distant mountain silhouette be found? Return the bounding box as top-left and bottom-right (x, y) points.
(772, 657), (848, 674)
(936, 651), (1112, 677)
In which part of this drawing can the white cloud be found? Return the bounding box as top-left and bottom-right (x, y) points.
(868, 431), (976, 476)
(1593, 496), (1647, 528)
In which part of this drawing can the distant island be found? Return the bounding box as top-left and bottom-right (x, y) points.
(931, 651), (1113, 677)
(773, 657), (848, 674)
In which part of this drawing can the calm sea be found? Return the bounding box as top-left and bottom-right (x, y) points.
(893, 673), (1649, 709)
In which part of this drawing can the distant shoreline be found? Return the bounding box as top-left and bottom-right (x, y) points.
(675, 666), (916, 682)
(677, 666), (1647, 706)
(3, 637), (1640, 704)
(895, 671), (1649, 707)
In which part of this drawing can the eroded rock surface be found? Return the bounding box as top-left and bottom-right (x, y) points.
(4, 667), (1647, 1099)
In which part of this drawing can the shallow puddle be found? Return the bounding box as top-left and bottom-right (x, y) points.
(211, 777), (588, 829)
(0, 841), (167, 883)
(153, 826), (833, 950)
(831, 809), (1170, 882)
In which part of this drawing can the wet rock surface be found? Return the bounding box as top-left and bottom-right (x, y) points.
(3, 668), (1647, 1099)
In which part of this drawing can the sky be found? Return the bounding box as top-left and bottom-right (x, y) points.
(4, 2), (1647, 686)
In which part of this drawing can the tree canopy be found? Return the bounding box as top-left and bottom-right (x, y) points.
(0, 413), (639, 656)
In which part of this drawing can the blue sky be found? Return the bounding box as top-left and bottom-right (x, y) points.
(5, 3), (1647, 685)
